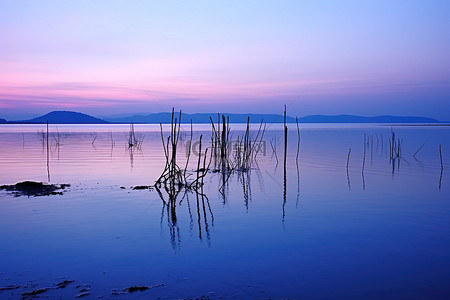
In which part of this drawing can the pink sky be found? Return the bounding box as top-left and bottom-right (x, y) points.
(1, 1), (449, 119)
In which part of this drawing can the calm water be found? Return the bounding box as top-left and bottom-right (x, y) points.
(0, 123), (449, 299)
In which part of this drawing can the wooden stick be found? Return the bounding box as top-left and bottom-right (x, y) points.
(413, 143), (425, 158)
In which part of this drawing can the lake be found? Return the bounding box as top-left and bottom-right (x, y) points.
(0, 123), (449, 299)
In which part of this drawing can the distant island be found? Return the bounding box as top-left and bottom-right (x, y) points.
(0, 110), (443, 124)
(8, 111), (109, 124)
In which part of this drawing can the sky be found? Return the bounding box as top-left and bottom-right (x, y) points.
(0, 0), (449, 120)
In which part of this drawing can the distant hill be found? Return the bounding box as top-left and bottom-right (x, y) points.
(300, 115), (440, 123)
(106, 112), (441, 124)
(105, 112), (296, 124)
(23, 111), (108, 124)
(2, 111), (442, 124)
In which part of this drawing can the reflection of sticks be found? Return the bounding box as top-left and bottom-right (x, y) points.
(46, 121), (50, 182)
(53, 127), (61, 147)
(347, 148), (351, 170)
(362, 171), (365, 191)
(282, 170), (287, 222)
(371, 135), (373, 163)
(196, 192), (202, 240)
(242, 171), (249, 211)
(296, 116), (300, 166)
(347, 169), (351, 190)
(201, 194), (211, 247)
(347, 148), (351, 190)
(375, 133), (379, 149)
(110, 131), (115, 148)
(192, 190), (213, 245)
(296, 163), (300, 208)
(413, 143), (424, 159)
(439, 144), (443, 190)
(362, 134), (366, 173)
(362, 134), (366, 190)
(185, 193), (193, 231)
(39, 130), (45, 149)
(270, 137), (278, 166)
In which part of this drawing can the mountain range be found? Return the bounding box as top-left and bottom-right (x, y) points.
(104, 112), (296, 124)
(0, 111), (443, 124)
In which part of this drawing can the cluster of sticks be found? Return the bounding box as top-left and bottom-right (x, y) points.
(127, 123), (144, 149)
(235, 118), (266, 171)
(210, 114), (266, 173)
(155, 109), (211, 205)
(209, 114), (231, 171)
(389, 130), (402, 161)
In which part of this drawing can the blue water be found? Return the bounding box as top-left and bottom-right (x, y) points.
(0, 124), (449, 299)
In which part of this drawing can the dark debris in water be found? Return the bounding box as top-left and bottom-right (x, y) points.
(131, 185), (154, 191)
(112, 283), (164, 295)
(181, 296), (212, 300)
(0, 284), (20, 291)
(0, 181), (70, 197)
(21, 287), (48, 297)
(75, 292), (90, 298)
(55, 279), (74, 289)
(75, 284), (91, 298)
(126, 286), (149, 293)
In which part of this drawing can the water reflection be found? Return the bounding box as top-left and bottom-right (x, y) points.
(241, 170), (251, 211)
(158, 187), (214, 249)
(1, 125), (448, 250)
(346, 148), (351, 190)
(296, 164), (301, 208)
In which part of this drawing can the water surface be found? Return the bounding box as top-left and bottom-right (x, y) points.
(0, 123), (449, 299)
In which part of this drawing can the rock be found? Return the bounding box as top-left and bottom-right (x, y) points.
(0, 181), (70, 197)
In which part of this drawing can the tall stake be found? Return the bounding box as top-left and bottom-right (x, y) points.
(283, 105), (287, 222)
(284, 105), (287, 173)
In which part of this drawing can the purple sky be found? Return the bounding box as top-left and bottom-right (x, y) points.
(1, 0), (449, 120)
